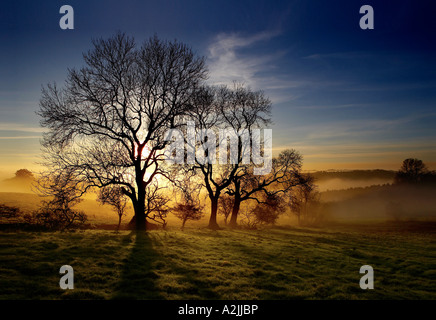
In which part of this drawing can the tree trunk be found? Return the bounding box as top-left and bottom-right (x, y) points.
(117, 213), (122, 231)
(133, 168), (147, 231)
(228, 197), (241, 228)
(134, 185), (147, 231)
(134, 203), (147, 231)
(208, 196), (220, 230)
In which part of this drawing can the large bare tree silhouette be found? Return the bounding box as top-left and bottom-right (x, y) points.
(38, 32), (207, 230)
(187, 84), (272, 229)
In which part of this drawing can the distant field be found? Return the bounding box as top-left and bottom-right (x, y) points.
(1, 223), (435, 300)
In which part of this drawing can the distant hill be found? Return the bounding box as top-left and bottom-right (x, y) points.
(320, 184), (436, 222)
(312, 169), (396, 181)
(309, 170), (394, 192)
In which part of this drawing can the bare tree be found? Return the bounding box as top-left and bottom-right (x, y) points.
(33, 169), (87, 230)
(218, 194), (233, 225)
(0, 204), (21, 221)
(170, 167), (204, 230)
(241, 193), (285, 228)
(394, 158), (429, 185)
(97, 186), (129, 230)
(38, 32), (207, 230)
(288, 174), (320, 226)
(187, 84), (272, 229)
(138, 180), (171, 229)
(173, 204), (204, 230)
(226, 149), (306, 227)
(14, 169), (34, 180)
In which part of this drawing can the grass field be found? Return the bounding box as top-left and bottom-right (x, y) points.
(1, 222), (435, 300)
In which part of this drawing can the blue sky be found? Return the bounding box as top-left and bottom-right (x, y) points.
(1, 0), (435, 174)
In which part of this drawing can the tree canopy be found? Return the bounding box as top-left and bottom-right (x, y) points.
(38, 32), (207, 230)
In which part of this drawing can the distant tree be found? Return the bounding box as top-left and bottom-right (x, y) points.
(171, 170), (204, 230)
(288, 174), (321, 226)
(394, 158), (429, 185)
(14, 169), (34, 180)
(312, 169), (395, 181)
(219, 194), (233, 225)
(0, 203), (21, 220)
(98, 186), (129, 230)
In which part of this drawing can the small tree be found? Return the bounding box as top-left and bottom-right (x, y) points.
(98, 186), (129, 230)
(173, 204), (204, 231)
(34, 169), (87, 230)
(394, 158), (429, 185)
(171, 170), (204, 230)
(14, 169), (34, 180)
(240, 193), (285, 229)
(227, 149), (306, 227)
(289, 174), (320, 226)
(219, 195), (233, 225)
(0, 203), (21, 222)
(142, 180), (171, 229)
(33, 199), (87, 230)
(254, 193), (284, 225)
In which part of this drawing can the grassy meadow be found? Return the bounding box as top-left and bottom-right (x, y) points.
(1, 222), (435, 300)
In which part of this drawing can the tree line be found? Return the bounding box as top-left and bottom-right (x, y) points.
(3, 157), (433, 230)
(34, 32), (316, 231)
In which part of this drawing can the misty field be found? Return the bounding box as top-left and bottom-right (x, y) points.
(1, 223), (435, 300)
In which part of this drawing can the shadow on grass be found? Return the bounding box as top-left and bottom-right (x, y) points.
(160, 236), (220, 299)
(112, 231), (162, 299)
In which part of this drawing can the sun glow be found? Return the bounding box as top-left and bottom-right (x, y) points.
(137, 144), (170, 187)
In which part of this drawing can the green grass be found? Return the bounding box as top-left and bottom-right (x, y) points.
(1, 223), (435, 300)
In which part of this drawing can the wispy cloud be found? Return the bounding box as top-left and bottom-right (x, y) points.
(302, 118), (408, 141)
(278, 113), (434, 147)
(0, 123), (43, 140)
(0, 123), (44, 133)
(272, 112), (436, 169)
(207, 31), (278, 86)
(302, 52), (371, 61)
(273, 138), (436, 170)
(206, 31), (301, 103)
(0, 136), (41, 140)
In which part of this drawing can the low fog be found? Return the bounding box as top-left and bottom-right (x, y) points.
(316, 178), (393, 192)
(321, 184), (436, 222)
(1, 168), (435, 228)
